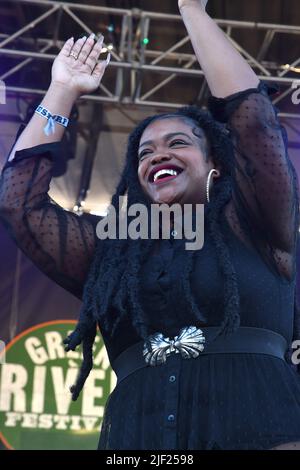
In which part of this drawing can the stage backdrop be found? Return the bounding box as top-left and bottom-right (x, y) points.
(0, 227), (116, 450)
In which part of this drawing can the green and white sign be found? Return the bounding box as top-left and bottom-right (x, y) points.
(0, 320), (116, 450)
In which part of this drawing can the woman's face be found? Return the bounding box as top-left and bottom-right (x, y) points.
(137, 117), (219, 206)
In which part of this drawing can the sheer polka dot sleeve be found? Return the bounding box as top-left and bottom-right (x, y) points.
(209, 82), (300, 282)
(0, 142), (102, 299)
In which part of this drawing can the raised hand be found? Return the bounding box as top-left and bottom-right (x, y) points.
(51, 33), (110, 97)
(178, 0), (208, 11)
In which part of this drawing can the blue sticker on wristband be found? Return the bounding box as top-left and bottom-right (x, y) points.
(35, 105), (69, 136)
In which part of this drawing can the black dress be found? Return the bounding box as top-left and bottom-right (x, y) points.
(1, 82), (300, 450)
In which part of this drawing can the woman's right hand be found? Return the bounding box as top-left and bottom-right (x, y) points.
(51, 33), (110, 97)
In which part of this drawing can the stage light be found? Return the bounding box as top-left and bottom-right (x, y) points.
(108, 24), (114, 33)
(107, 44), (114, 50)
(142, 38), (149, 45)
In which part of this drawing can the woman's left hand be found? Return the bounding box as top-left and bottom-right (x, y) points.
(178, 0), (208, 11)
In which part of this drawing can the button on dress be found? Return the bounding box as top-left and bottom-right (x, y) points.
(1, 82), (300, 450)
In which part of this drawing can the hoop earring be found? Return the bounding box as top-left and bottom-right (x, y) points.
(206, 169), (219, 203)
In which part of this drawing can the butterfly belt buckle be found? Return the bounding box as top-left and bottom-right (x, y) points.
(143, 326), (206, 366)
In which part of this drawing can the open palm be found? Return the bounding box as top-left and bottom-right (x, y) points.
(51, 34), (110, 96)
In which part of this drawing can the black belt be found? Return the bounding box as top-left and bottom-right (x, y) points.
(112, 327), (288, 385)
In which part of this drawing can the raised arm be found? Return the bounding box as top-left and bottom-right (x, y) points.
(0, 33), (110, 298)
(178, 0), (259, 96)
(178, 1), (299, 281)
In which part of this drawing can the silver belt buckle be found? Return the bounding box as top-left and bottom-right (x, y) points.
(143, 326), (206, 366)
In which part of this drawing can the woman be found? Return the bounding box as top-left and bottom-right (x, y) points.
(0, 0), (300, 450)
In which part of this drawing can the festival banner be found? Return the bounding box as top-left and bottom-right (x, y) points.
(0, 230), (116, 450)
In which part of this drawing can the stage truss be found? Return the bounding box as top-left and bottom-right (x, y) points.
(0, 0), (300, 119)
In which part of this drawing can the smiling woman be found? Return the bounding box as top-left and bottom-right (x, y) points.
(0, 0), (300, 451)
(137, 117), (218, 206)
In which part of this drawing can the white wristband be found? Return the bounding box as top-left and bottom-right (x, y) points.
(35, 105), (69, 136)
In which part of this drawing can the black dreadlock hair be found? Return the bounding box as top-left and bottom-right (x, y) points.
(63, 105), (300, 400)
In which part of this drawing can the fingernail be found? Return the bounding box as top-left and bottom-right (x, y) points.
(90, 33), (95, 40)
(105, 52), (111, 66)
(82, 35), (87, 41)
(69, 36), (74, 41)
(99, 34), (104, 42)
